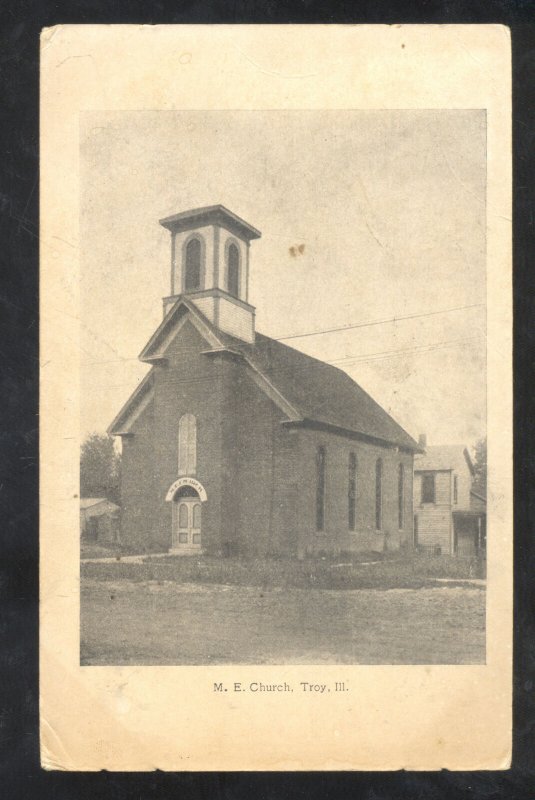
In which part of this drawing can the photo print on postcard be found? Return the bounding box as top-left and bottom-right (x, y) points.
(78, 109), (487, 667)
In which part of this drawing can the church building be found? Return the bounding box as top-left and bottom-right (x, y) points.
(109, 206), (421, 558)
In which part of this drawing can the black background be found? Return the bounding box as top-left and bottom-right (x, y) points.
(1, 3), (534, 798)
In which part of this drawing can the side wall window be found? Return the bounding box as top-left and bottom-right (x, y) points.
(227, 242), (240, 298)
(421, 473), (435, 504)
(453, 475), (458, 504)
(398, 463), (405, 529)
(348, 453), (357, 531)
(184, 237), (203, 291)
(316, 446), (326, 531)
(178, 413), (197, 475)
(375, 458), (383, 530)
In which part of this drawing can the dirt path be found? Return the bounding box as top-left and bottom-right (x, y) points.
(80, 579), (485, 666)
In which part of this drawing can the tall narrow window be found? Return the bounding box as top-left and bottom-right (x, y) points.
(348, 452), (357, 531)
(398, 464), (405, 529)
(178, 413), (197, 475)
(185, 237), (202, 291)
(227, 243), (240, 298)
(375, 458), (383, 530)
(421, 473), (435, 504)
(453, 475), (458, 504)
(316, 446), (326, 531)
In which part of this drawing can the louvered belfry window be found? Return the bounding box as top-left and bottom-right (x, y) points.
(178, 413), (197, 475)
(185, 238), (202, 290)
(227, 243), (240, 298)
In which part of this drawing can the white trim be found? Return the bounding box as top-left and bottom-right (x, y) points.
(108, 374), (154, 435)
(142, 300), (224, 362)
(120, 389), (153, 432)
(165, 477), (208, 502)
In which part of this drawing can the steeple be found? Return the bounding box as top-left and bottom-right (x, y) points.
(159, 205), (261, 343)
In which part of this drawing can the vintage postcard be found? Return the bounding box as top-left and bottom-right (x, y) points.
(40, 25), (512, 770)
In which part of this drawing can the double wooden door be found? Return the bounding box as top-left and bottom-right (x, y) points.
(172, 499), (201, 550)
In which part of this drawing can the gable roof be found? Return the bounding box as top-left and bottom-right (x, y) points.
(110, 297), (420, 451)
(80, 498), (120, 511)
(415, 445), (475, 474)
(107, 369), (154, 436)
(216, 331), (419, 450)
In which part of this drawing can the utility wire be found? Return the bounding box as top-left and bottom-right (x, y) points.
(81, 302), (485, 367)
(92, 337), (483, 391)
(276, 303), (485, 341)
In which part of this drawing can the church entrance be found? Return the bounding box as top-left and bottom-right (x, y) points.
(171, 486), (202, 552)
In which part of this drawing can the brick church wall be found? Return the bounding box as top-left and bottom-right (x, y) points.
(120, 403), (156, 552)
(118, 317), (414, 558)
(295, 429), (414, 557)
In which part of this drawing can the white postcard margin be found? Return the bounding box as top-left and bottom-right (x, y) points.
(40, 24), (512, 771)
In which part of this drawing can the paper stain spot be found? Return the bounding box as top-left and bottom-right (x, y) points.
(179, 52), (192, 65)
(289, 243), (305, 257)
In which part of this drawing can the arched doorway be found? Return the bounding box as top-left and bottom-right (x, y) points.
(171, 485), (202, 551)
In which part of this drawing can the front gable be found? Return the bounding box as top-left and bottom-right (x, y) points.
(107, 370), (154, 436)
(139, 298), (224, 364)
(109, 299), (302, 436)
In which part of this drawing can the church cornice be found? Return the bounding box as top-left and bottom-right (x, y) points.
(139, 297), (224, 363)
(159, 204), (261, 242)
(162, 287), (256, 314)
(107, 370), (154, 437)
(281, 419), (422, 454)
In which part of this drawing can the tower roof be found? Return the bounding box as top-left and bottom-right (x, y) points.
(159, 205), (261, 241)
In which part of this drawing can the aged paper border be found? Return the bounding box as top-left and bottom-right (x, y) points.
(40, 24), (512, 771)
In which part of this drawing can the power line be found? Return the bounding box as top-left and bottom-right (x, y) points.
(276, 303), (485, 341)
(80, 302), (485, 366)
(329, 336), (483, 366)
(87, 336), (483, 391)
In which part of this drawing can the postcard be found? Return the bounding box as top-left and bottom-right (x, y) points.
(40, 24), (512, 770)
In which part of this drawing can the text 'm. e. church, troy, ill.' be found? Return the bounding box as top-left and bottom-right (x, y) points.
(108, 205), (422, 558)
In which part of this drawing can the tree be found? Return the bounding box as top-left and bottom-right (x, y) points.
(80, 433), (121, 504)
(472, 437), (487, 496)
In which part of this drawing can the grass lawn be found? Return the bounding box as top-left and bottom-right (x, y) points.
(81, 551), (486, 589)
(80, 577), (485, 666)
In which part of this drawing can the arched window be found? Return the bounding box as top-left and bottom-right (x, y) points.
(398, 463), (405, 529)
(316, 446), (326, 531)
(184, 237), (202, 291)
(375, 458), (383, 530)
(178, 413), (197, 475)
(348, 452), (357, 531)
(227, 242), (240, 298)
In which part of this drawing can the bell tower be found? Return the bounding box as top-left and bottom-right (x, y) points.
(159, 205), (261, 343)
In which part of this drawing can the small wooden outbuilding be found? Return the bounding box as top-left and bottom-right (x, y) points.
(80, 498), (120, 544)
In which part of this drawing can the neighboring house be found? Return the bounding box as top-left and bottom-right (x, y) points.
(80, 498), (120, 544)
(109, 205), (421, 558)
(413, 441), (486, 556)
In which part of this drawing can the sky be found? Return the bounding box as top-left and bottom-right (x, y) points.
(80, 109), (486, 449)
